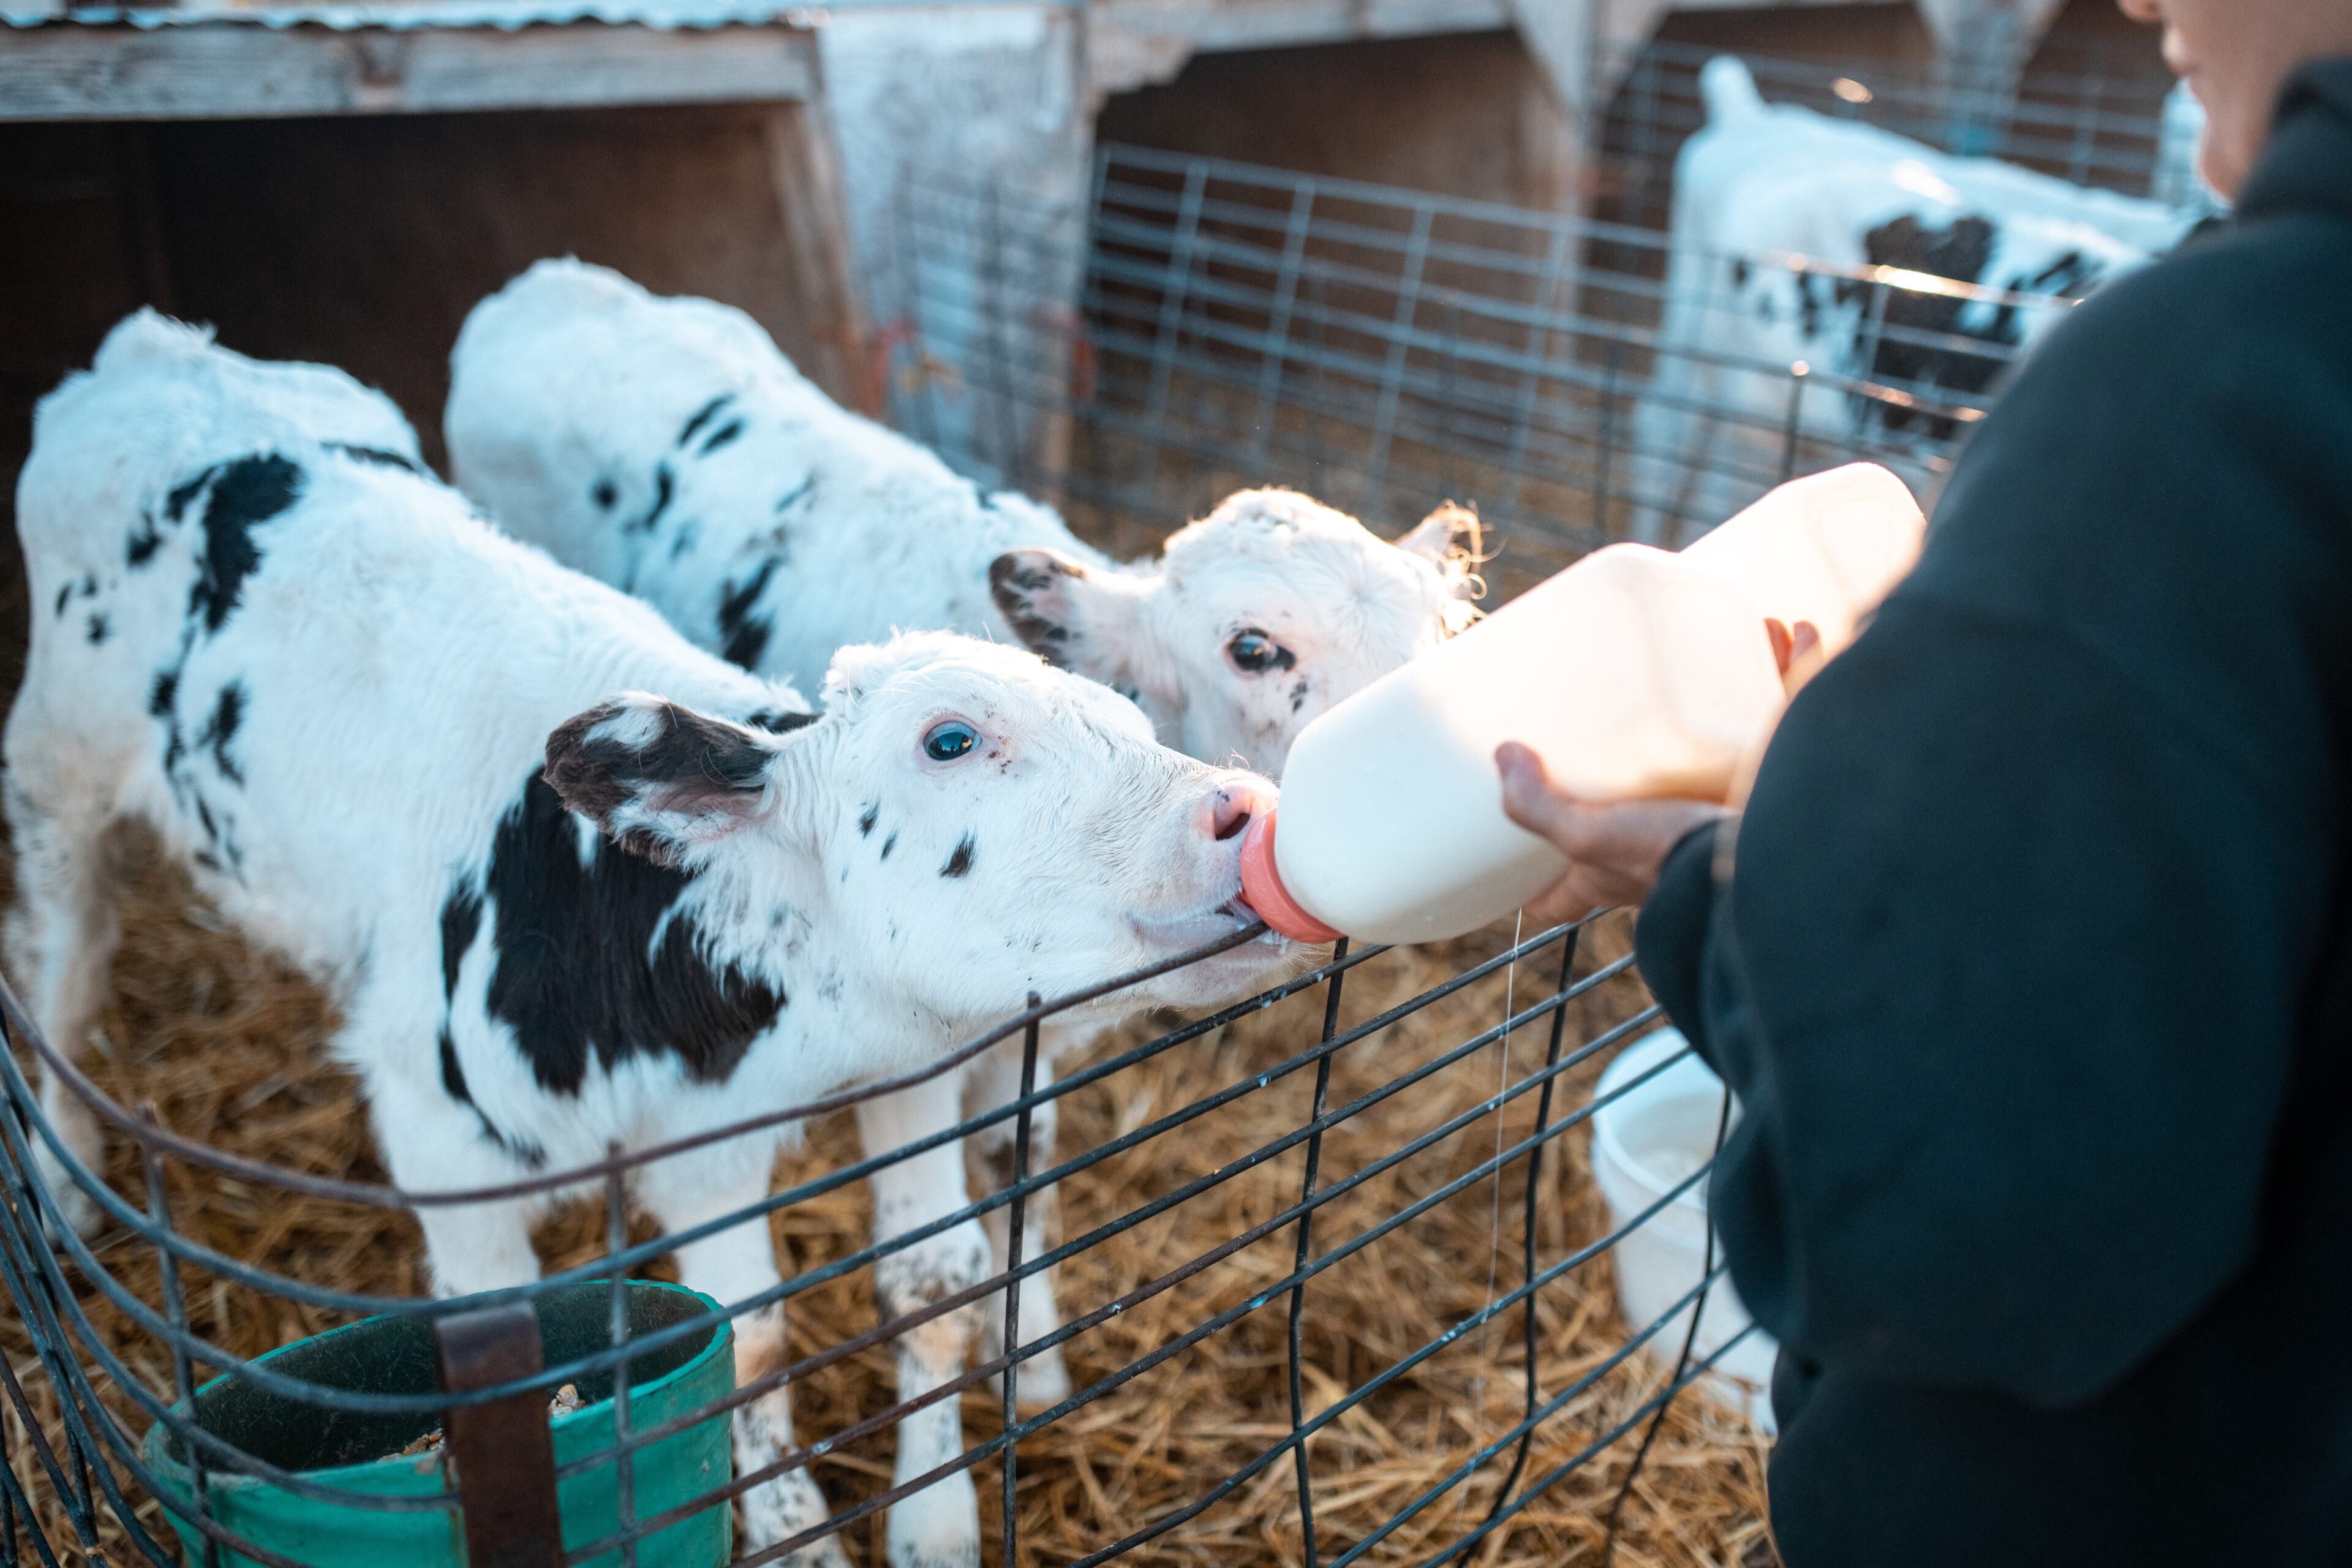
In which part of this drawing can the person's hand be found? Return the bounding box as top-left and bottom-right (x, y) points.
(1496, 742), (1730, 924)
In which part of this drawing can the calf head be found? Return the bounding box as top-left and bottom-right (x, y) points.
(545, 631), (1291, 1050)
(989, 489), (1479, 778)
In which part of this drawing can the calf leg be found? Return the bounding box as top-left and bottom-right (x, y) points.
(859, 1077), (990, 1568)
(964, 1034), (1071, 1409)
(636, 1133), (849, 1568)
(363, 1062), (545, 1297)
(2, 782), (122, 1240)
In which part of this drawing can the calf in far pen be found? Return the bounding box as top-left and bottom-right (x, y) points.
(445, 258), (1477, 1568)
(1629, 56), (2202, 544)
(6, 312), (1291, 1566)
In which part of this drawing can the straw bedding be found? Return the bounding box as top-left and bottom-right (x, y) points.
(0, 828), (1773, 1568)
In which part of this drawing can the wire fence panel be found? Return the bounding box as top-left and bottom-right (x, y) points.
(1598, 36), (2184, 238)
(884, 140), (2082, 569)
(0, 900), (1778, 1567)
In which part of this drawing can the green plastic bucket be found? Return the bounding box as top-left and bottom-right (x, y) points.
(141, 1280), (734, 1568)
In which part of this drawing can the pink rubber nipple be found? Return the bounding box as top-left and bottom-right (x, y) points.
(1238, 809), (1342, 944)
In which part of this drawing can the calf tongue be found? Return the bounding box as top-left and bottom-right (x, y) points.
(1237, 810), (1342, 944)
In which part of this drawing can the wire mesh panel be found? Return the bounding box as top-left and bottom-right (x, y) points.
(0, 896), (1780, 1567)
(883, 142), (2078, 568)
(1598, 36), (2185, 238)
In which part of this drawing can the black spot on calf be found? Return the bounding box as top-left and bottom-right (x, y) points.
(1848, 214), (2009, 437)
(942, 834), (976, 879)
(189, 454), (303, 634)
(439, 1027), (472, 1101)
(53, 585), (70, 618)
(127, 512), (163, 567)
(592, 478), (619, 511)
(717, 558), (778, 673)
(440, 885), (483, 1000)
(744, 708), (815, 735)
(698, 420), (746, 457)
(628, 463), (675, 535)
(328, 443), (423, 475)
(149, 669), (179, 720)
(84, 614), (107, 646)
(467, 772), (784, 1096)
(165, 467), (217, 524)
(438, 1023), (544, 1167)
(1796, 273), (1823, 339)
(201, 682), (246, 785)
(677, 394), (735, 448)
(858, 804), (878, 837)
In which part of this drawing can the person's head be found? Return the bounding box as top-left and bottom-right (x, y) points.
(2117, 0), (2352, 196)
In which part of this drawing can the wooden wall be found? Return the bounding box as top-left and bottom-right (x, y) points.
(0, 99), (863, 703)
(1093, 30), (1581, 214)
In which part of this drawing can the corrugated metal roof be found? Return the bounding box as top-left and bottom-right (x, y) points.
(0, 0), (824, 31)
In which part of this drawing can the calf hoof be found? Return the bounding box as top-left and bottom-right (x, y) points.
(888, 1466), (980, 1568)
(739, 1470), (853, 1568)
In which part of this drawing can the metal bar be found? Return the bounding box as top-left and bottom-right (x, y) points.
(1458, 930), (1581, 1564)
(1001, 996), (1041, 1568)
(436, 1301), (562, 1568)
(1285, 936), (1349, 1567)
(1135, 163), (1208, 500)
(141, 1104), (217, 1568)
(1497, 222), (1575, 527)
(1245, 181), (1316, 481)
(1361, 200), (1434, 514)
(1781, 361), (1811, 483)
(606, 1144), (638, 1568)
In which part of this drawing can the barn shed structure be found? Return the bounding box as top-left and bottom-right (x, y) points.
(1, 0), (2143, 510)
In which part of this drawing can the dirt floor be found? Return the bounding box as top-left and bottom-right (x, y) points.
(0, 827), (1774, 1567)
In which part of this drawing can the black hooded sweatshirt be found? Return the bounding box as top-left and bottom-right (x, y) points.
(1634, 61), (2352, 1567)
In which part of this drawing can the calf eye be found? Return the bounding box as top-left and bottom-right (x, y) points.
(923, 720), (978, 761)
(1227, 630), (1292, 674)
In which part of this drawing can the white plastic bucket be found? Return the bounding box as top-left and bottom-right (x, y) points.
(1591, 1027), (1779, 1431)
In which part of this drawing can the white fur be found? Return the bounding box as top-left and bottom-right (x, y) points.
(7, 313), (1288, 1567)
(1629, 56), (2198, 543)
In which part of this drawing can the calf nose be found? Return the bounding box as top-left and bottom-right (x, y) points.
(1208, 781), (1272, 842)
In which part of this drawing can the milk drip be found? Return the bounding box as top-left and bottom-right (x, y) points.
(1238, 463), (1927, 944)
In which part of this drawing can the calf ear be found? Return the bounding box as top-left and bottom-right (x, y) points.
(544, 693), (781, 867)
(1397, 501), (1482, 571)
(1397, 502), (1486, 630)
(987, 548), (1155, 684)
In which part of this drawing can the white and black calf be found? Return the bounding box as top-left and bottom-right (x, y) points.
(1629, 55), (2199, 543)
(6, 312), (1287, 1567)
(443, 259), (1475, 1566)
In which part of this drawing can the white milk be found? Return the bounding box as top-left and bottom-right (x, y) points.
(1239, 464), (1925, 944)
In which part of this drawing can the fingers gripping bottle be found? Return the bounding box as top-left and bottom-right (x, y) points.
(1238, 463), (1926, 944)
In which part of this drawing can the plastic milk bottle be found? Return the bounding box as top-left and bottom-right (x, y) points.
(1238, 463), (1926, 944)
